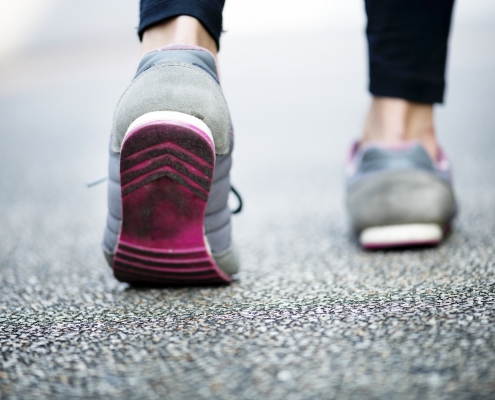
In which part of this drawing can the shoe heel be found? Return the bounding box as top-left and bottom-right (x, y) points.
(113, 111), (232, 285)
(360, 223), (443, 249)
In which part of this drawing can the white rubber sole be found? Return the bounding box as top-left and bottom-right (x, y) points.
(123, 111), (214, 145)
(360, 223), (443, 249)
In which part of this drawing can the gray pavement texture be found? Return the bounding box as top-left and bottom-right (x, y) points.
(1, 1), (495, 399)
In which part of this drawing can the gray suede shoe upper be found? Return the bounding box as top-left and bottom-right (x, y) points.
(346, 142), (457, 231)
(111, 46), (231, 155)
(346, 142), (453, 188)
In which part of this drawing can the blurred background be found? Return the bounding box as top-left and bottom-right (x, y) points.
(0, 0), (494, 262)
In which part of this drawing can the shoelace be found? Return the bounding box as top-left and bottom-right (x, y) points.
(86, 176), (108, 188)
(86, 176), (243, 214)
(229, 185), (243, 214)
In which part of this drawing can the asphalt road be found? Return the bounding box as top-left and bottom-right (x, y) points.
(1, 1), (495, 399)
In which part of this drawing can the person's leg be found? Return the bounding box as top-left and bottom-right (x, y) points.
(363, 98), (437, 159)
(139, 0), (225, 51)
(361, 0), (455, 160)
(102, 0), (241, 284)
(140, 16), (218, 57)
(346, 0), (457, 248)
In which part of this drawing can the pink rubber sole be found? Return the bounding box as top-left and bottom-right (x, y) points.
(362, 239), (440, 250)
(113, 120), (232, 286)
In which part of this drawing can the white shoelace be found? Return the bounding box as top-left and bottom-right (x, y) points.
(86, 176), (108, 188)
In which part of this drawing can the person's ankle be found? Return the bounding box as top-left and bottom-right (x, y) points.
(140, 16), (217, 57)
(361, 97), (439, 160)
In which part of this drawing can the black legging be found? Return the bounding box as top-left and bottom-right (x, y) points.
(139, 0), (455, 104)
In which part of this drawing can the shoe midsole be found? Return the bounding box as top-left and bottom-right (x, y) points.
(123, 111), (214, 146)
(360, 223), (443, 246)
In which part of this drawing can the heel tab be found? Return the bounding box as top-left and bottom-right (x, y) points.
(136, 45), (219, 81)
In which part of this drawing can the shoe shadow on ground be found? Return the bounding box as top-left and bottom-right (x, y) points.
(121, 281), (236, 290)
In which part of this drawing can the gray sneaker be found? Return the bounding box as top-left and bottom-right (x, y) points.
(346, 141), (457, 249)
(102, 45), (240, 285)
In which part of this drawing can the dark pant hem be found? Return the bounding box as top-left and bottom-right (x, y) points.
(139, 0), (224, 49)
(369, 72), (445, 104)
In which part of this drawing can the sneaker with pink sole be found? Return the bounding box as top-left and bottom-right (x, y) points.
(346, 141), (457, 249)
(102, 45), (240, 285)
